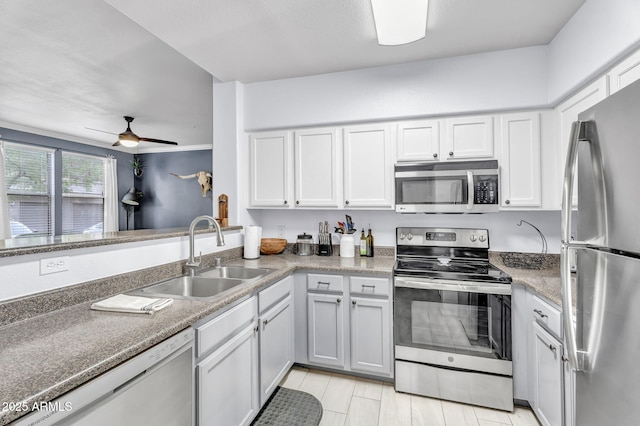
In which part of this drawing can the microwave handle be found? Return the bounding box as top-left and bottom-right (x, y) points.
(466, 171), (474, 210)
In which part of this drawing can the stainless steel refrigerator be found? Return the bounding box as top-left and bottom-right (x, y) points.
(562, 78), (640, 426)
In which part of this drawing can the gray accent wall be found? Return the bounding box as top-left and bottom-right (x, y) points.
(136, 150), (214, 229)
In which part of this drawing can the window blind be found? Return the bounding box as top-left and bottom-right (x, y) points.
(62, 152), (105, 234)
(3, 142), (54, 237)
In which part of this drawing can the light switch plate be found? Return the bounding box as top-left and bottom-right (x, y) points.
(40, 256), (70, 275)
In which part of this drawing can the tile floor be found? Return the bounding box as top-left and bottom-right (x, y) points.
(280, 367), (540, 426)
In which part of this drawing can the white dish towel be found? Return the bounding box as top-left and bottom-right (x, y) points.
(91, 294), (173, 315)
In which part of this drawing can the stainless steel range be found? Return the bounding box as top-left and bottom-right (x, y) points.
(393, 227), (513, 411)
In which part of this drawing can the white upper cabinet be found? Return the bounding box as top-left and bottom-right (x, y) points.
(556, 77), (609, 207)
(444, 115), (494, 160)
(498, 112), (541, 208)
(293, 128), (340, 207)
(608, 49), (640, 95)
(343, 124), (394, 208)
(249, 131), (292, 208)
(396, 120), (441, 162)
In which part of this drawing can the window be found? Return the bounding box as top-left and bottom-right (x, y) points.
(2, 142), (108, 237)
(62, 152), (105, 234)
(3, 142), (54, 237)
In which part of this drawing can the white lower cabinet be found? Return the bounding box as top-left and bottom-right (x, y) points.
(196, 297), (260, 426)
(306, 273), (392, 378)
(531, 321), (564, 426)
(258, 276), (294, 406)
(349, 295), (390, 375)
(307, 291), (346, 368)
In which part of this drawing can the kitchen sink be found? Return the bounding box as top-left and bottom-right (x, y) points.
(198, 266), (272, 280)
(131, 266), (273, 300)
(134, 275), (245, 300)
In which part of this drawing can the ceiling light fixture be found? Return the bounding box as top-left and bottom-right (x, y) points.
(370, 0), (428, 46)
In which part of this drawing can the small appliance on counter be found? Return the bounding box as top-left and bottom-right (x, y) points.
(294, 233), (314, 256)
(317, 221), (332, 256)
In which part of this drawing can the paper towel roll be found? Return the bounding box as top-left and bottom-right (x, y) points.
(244, 226), (262, 259)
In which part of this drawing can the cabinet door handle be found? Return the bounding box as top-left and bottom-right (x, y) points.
(449, 151), (454, 157)
(254, 325), (259, 333)
(263, 319), (268, 326)
(296, 200), (300, 205)
(505, 199), (511, 205)
(433, 153), (438, 158)
(336, 298), (341, 304)
(533, 309), (548, 318)
(352, 300), (357, 306)
(549, 344), (557, 353)
(562, 355), (569, 362)
(345, 200), (350, 205)
(284, 200), (288, 205)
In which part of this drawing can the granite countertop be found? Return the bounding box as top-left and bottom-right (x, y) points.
(0, 253), (393, 425)
(0, 250), (564, 425)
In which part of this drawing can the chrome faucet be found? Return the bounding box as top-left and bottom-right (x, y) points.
(186, 215), (225, 275)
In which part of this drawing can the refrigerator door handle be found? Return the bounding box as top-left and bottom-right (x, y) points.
(561, 120), (607, 372)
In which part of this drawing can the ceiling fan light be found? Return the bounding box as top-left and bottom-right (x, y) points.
(118, 133), (139, 147)
(370, 0), (428, 46)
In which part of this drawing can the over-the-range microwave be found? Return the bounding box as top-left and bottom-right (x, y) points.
(394, 160), (500, 213)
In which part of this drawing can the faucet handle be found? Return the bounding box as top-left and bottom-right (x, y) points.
(215, 257), (222, 268)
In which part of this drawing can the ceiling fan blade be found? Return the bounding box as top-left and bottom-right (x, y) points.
(139, 137), (178, 145)
(85, 127), (118, 135)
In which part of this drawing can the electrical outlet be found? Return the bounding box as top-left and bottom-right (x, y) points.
(278, 225), (286, 238)
(40, 256), (70, 275)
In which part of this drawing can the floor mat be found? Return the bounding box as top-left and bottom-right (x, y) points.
(252, 386), (323, 426)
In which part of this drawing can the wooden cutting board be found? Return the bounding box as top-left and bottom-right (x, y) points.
(218, 194), (228, 227)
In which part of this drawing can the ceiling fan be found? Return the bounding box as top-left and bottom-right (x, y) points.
(88, 116), (178, 147)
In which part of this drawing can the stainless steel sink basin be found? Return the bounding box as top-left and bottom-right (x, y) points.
(131, 266), (273, 300)
(135, 275), (244, 299)
(198, 266), (272, 280)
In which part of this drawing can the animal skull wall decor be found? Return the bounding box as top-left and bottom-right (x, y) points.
(170, 171), (213, 197)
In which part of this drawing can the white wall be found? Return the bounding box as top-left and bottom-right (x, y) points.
(0, 230), (243, 302)
(257, 209), (563, 254)
(547, 0), (640, 103)
(244, 46), (549, 131)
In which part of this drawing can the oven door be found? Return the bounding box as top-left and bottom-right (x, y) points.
(394, 276), (512, 369)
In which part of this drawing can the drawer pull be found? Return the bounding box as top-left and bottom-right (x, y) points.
(317, 281), (331, 287)
(533, 309), (548, 318)
(361, 284), (376, 291)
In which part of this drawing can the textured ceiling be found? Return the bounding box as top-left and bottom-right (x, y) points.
(105, 0), (586, 83)
(0, 0), (585, 150)
(0, 0), (213, 151)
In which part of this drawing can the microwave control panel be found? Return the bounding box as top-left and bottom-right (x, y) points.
(473, 176), (498, 204)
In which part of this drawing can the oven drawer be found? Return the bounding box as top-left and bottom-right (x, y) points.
(531, 294), (562, 338)
(307, 273), (344, 293)
(350, 276), (390, 296)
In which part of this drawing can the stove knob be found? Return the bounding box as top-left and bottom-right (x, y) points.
(470, 235), (477, 242)
(399, 233), (406, 240)
(407, 233), (413, 241)
(479, 235), (486, 242)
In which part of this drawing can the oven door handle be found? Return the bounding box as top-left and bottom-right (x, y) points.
(466, 171), (474, 210)
(394, 277), (511, 295)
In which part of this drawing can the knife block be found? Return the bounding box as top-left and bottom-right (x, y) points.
(317, 233), (333, 256)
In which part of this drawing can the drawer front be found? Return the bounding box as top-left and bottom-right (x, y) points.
(307, 273), (344, 293)
(197, 297), (257, 357)
(349, 276), (390, 297)
(531, 294), (562, 338)
(259, 275), (293, 314)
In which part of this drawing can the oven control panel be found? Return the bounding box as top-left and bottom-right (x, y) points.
(397, 227), (489, 249)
